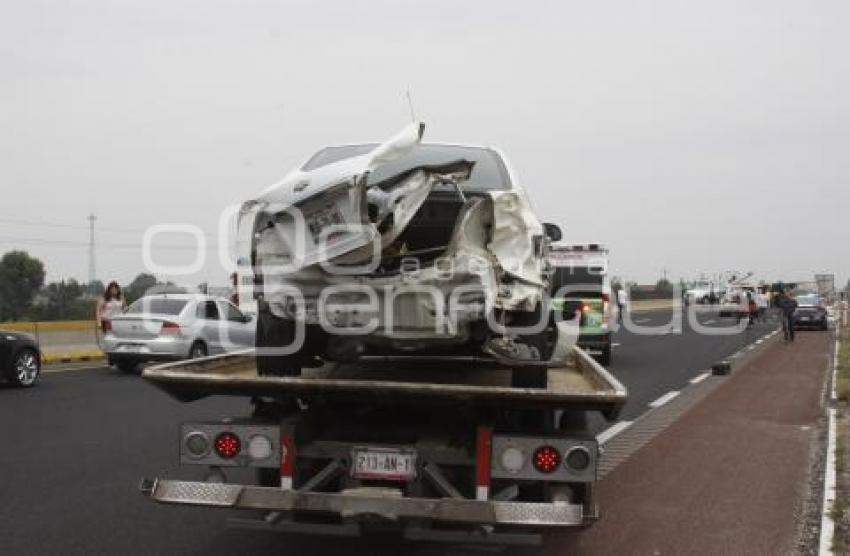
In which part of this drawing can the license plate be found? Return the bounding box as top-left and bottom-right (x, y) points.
(305, 204), (345, 241)
(351, 447), (417, 481)
(800, 316), (810, 321)
(119, 344), (142, 352)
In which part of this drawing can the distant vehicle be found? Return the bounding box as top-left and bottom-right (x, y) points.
(0, 331), (41, 387)
(684, 281), (723, 304)
(548, 244), (614, 365)
(718, 284), (768, 318)
(103, 294), (256, 373)
(793, 294), (828, 331)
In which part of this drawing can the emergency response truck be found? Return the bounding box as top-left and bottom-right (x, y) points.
(548, 244), (615, 365)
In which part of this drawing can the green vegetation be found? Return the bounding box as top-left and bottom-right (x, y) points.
(0, 250), (176, 322)
(0, 250), (46, 320)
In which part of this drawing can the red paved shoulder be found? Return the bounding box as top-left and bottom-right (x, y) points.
(549, 332), (831, 555)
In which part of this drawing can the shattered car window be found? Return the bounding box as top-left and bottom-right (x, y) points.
(302, 144), (511, 191)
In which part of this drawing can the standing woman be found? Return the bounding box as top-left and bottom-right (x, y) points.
(96, 281), (127, 333)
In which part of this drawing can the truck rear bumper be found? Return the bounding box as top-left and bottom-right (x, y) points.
(140, 478), (586, 527)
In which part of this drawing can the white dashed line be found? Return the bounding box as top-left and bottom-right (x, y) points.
(611, 342), (621, 348)
(690, 372), (711, 384)
(596, 420), (634, 444)
(648, 391), (680, 408)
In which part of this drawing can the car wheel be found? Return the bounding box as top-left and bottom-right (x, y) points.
(116, 359), (139, 374)
(8, 348), (40, 387)
(189, 341), (208, 359)
(256, 308), (303, 377)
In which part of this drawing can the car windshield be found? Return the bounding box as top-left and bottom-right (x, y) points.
(302, 144), (511, 191)
(795, 294), (820, 306)
(126, 298), (189, 315)
(550, 266), (606, 298)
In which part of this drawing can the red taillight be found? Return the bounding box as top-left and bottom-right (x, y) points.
(601, 293), (610, 303)
(160, 321), (181, 335)
(533, 445), (561, 474)
(214, 432), (241, 459)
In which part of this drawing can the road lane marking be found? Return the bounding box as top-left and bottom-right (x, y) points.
(611, 342), (621, 347)
(648, 391), (680, 408)
(690, 372), (711, 384)
(596, 421), (634, 445)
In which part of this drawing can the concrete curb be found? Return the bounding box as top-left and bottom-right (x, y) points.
(819, 319), (841, 555)
(42, 349), (105, 365)
(2, 320), (98, 333)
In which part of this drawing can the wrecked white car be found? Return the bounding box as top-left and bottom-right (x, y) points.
(236, 123), (568, 386)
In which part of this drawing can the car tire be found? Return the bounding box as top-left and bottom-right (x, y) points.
(256, 308), (303, 377)
(116, 359), (139, 374)
(189, 341), (208, 360)
(7, 347), (40, 387)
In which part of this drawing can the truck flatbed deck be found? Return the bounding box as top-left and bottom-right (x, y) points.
(143, 346), (626, 418)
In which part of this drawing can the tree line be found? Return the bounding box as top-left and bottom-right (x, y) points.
(0, 250), (171, 322)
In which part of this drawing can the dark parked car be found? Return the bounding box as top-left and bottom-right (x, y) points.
(0, 330), (41, 387)
(793, 294), (828, 331)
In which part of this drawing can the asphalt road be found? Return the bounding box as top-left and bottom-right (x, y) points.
(603, 307), (778, 423)
(0, 308), (778, 555)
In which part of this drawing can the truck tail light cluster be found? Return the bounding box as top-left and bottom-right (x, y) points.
(179, 423), (281, 468)
(491, 436), (597, 482)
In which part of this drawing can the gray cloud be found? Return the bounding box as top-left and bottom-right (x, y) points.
(1, 0), (847, 288)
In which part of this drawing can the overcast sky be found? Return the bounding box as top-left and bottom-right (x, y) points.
(1, 0), (848, 289)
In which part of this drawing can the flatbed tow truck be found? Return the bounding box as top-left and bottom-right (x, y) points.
(139, 346), (626, 546)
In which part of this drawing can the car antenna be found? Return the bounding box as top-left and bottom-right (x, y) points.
(406, 88), (416, 123)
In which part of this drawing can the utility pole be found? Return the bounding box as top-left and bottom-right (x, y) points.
(88, 213), (96, 295)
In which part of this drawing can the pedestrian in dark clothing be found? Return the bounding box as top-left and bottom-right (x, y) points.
(776, 291), (798, 341)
